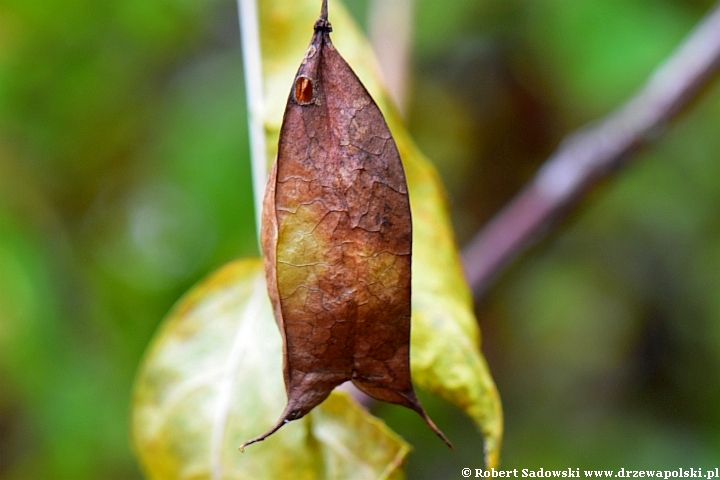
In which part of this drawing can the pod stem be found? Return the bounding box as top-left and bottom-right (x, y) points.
(321, 0), (328, 21)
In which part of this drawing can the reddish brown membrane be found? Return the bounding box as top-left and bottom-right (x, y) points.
(240, 0), (451, 452)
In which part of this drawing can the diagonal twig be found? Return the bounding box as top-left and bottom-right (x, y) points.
(461, 2), (720, 300)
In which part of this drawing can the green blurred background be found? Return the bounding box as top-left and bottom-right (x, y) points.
(2, 0), (720, 478)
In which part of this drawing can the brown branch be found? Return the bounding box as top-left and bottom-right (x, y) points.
(461, 2), (720, 300)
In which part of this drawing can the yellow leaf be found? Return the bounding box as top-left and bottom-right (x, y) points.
(259, 0), (502, 468)
(403, 137), (504, 468)
(131, 259), (410, 479)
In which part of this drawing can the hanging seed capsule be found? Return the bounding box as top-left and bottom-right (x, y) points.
(241, 0), (451, 451)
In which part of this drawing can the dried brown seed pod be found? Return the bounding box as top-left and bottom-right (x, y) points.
(241, 0), (451, 452)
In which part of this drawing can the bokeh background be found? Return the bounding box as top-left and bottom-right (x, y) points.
(2, 0), (720, 477)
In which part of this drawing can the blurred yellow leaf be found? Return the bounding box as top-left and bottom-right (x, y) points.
(131, 259), (410, 479)
(259, 0), (502, 468)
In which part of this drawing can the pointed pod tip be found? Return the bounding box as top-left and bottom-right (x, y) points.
(237, 428), (277, 453)
(238, 434), (268, 453)
(419, 409), (454, 450)
(435, 426), (454, 451)
(441, 433), (455, 451)
(237, 436), (261, 453)
(237, 407), (296, 453)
